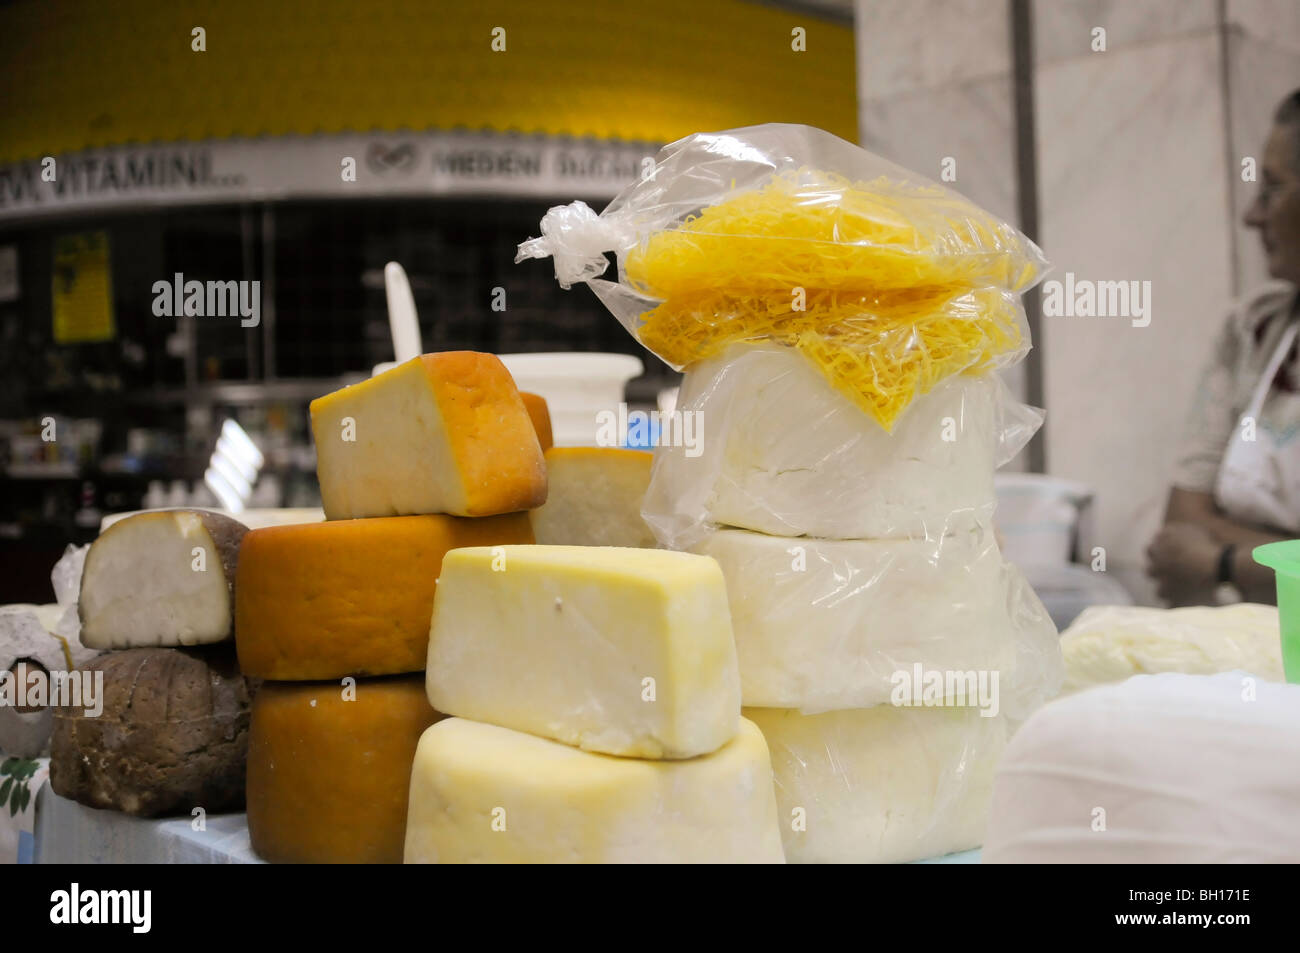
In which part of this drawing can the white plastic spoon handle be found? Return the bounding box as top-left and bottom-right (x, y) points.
(385, 261), (422, 363)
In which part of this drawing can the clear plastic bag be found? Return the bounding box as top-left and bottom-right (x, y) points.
(0, 605), (73, 758)
(738, 555), (1060, 863)
(51, 543), (89, 607)
(748, 704), (1005, 864)
(645, 342), (1043, 549)
(517, 123), (1047, 431)
(694, 522), (1062, 720)
(50, 543), (96, 664)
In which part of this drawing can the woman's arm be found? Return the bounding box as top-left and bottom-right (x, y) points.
(1157, 487), (1286, 602)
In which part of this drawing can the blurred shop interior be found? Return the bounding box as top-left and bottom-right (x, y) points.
(2, 0), (1299, 625)
(0, 0), (856, 601)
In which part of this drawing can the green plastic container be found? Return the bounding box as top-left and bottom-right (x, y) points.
(1251, 540), (1300, 683)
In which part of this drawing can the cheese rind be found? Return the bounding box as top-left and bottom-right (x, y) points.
(529, 447), (656, 547)
(49, 647), (252, 817)
(404, 717), (785, 863)
(747, 705), (1005, 864)
(426, 545), (740, 759)
(79, 509), (248, 649)
(310, 351), (547, 519)
(644, 345), (1000, 546)
(236, 513), (533, 680)
(519, 392), (554, 452)
(248, 676), (441, 863)
(695, 527), (1019, 711)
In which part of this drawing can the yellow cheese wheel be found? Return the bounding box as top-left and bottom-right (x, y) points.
(235, 512), (533, 680)
(310, 351), (548, 519)
(247, 676), (442, 864)
(519, 392), (553, 452)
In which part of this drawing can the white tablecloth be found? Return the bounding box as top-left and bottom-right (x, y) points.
(33, 785), (262, 864)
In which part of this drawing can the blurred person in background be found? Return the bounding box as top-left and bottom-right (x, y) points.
(1148, 88), (1300, 606)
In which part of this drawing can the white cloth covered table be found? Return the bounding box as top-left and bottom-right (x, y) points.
(33, 783), (261, 864)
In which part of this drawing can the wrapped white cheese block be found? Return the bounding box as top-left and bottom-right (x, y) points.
(747, 705), (1006, 863)
(694, 527), (1063, 717)
(1061, 603), (1283, 692)
(984, 672), (1300, 863)
(405, 717), (785, 864)
(644, 344), (1037, 547)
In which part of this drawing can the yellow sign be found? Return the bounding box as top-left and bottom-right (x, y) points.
(52, 231), (115, 344)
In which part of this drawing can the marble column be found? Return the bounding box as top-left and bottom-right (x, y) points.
(856, 0), (1299, 603)
(854, 0), (1033, 456)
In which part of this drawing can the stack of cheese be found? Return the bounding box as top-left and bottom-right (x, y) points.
(646, 345), (1061, 863)
(235, 351), (544, 863)
(404, 544), (785, 863)
(49, 509), (255, 817)
(519, 127), (1066, 863)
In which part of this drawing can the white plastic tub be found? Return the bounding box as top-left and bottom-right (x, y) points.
(995, 473), (1093, 566)
(499, 352), (644, 447)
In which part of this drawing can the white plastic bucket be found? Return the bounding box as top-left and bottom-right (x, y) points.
(995, 473), (1094, 567)
(499, 352), (644, 447)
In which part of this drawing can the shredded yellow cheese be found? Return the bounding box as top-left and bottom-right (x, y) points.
(622, 169), (1039, 429)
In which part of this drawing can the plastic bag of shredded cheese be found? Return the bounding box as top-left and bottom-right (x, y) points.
(517, 123), (1048, 431)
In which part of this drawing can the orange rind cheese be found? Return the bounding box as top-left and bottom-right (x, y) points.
(310, 351), (547, 519)
(519, 391), (554, 452)
(235, 512), (534, 680)
(247, 676), (442, 864)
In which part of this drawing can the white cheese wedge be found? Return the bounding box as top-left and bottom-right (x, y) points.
(426, 545), (740, 759)
(695, 527), (1062, 715)
(404, 717), (785, 863)
(984, 673), (1300, 863)
(78, 509), (248, 649)
(747, 705), (1006, 864)
(643, 344), (1003, 547)
(529, 447), (656, 548)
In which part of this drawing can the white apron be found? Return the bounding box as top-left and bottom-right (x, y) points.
(1215, 319), (1300, 533)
